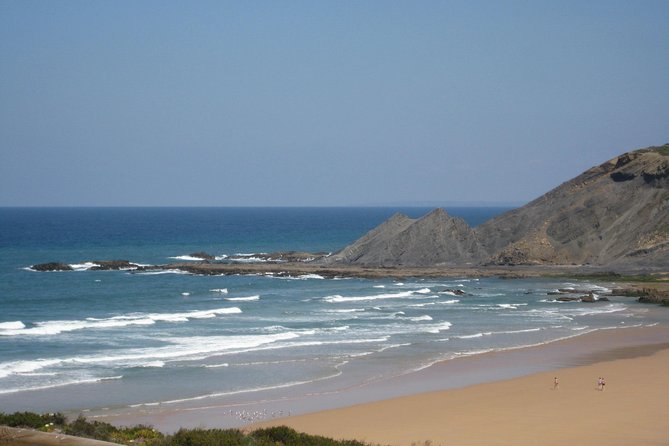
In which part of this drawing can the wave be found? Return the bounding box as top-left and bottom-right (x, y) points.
(0, 321), (25, 330)
(134, 269), (192, 275)
(210, 288), (229, 294)
(225, 296), (260, 302)
(0, 375), (124, 395)
(423, 321), (453, 334)
(323, 289), (433, 303)
(408, 315), (433, 322)
(321, 308), (366, 313)
(0, 307), (242, 337)
(0, 332), (302, 379)
(297, 274), (325, 280)
(169, 255), (206, 261)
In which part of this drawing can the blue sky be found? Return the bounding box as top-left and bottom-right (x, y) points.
(1, 0), (667, 206)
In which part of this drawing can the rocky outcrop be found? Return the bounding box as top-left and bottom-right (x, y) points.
(324, 209), (486, 267)
(326, 144), (669, 269)
(190, 252), (215, 260)
(90, 260), (138, 270)
(481, 145), (669, 268)
(228, 251), (329, 263)
(31, 262), (73, 271)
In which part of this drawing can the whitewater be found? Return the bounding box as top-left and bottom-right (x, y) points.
(1, 207), (667, 418)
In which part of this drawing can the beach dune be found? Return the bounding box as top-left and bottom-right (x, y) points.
(254, 347), (669, 445)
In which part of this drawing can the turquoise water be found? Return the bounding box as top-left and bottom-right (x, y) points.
(0, 207), (665, 418)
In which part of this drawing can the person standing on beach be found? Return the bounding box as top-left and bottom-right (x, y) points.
(601, 377), (605, 391)
(553, 376), (559, 390)
(597, 377), (603, 390)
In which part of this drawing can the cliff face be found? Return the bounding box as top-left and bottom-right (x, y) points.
(326, 144), (669, 269)
(326, 209), (485, 266)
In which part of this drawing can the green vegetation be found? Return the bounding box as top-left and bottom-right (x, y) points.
(0, 412), (371, 446)
(652, 144), (669, 156)
(556, 272), (668, 283)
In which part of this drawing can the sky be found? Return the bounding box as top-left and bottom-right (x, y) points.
(1, 0), (668, 207)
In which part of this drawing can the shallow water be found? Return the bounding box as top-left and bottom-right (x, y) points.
(1, 207), (667, 419)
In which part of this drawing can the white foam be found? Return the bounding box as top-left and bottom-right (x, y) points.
(322, 308), (365, 313)
(210, 288), (229, 294)
(297, 274), (325, 280)
(0, 375), (124, 395)
(134, 269), (191, 275)
(69, 262), (100, 271)
(408, 315), (433, 322)
(458, 332), (487, 339)
(0, 331), (303, 379)
(323, 290), (425, 303)
(204, 363), (229, 368)
(169, 255), (206, 261)
(181, 292), (191, 296)
(0, 321), (25, 330)
(423, 321), (453, 334)
(225, 296), (260, 302)
(141, 361), (165, 368)
(373, 285), (386, 288)
(230, 256), (269, 263)
(0, 307), (242, 336)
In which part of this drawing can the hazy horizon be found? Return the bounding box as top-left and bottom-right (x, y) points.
(2, 1), (668, 207)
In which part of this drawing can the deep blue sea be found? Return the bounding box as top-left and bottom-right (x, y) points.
(1, 207), (666, 424)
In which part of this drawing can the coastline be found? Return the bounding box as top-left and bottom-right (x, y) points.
(251, 326), (669, 445)
(92, 324), (669, 439)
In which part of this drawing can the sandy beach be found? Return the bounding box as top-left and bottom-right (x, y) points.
(253, 331), (669, 445)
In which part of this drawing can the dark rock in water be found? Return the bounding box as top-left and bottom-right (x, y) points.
(556, 296), (580, 302)
(549, 289), (594, 296)
(190, 252), (215, 260)
(90, 260), (138, 270)
(438, 288), (466, 296)
(227, 251), (328, 263)
(598, 296), (610, 301)
(634, 288), (669, 305)
(31, 262), (73, 271)
(580, 293), (597, 303)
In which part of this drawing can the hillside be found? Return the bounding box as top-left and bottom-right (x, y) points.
(324, 144), (669, 269)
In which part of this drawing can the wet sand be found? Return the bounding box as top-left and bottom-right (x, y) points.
(253, 330), (669, 445)
(92, 325), (669, 443)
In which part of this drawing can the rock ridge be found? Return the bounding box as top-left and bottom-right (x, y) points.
(324, 144), (669, 269)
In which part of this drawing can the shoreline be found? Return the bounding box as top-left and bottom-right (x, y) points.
(30, 258), (669, 280)
(91, 324), (669, 437)
(251, 327), (669, 445)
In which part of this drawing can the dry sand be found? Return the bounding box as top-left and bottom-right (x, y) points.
(254, 345), (669, 445)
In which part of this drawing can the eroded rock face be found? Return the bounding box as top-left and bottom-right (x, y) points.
(323, 209), (486, 267)
(327, 144), (669, 268)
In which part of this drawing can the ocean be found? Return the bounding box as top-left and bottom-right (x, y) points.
(1, 207), (667, 424)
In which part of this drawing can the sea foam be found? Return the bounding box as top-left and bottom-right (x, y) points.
(0, 307), (242, 337)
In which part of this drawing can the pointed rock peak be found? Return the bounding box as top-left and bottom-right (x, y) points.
(387, 212), (411, 222)
(421, 208), (450, 220)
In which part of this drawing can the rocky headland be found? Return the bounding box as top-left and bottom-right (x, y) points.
(30, 144), (668, 296)
(323, 144), (669, 270)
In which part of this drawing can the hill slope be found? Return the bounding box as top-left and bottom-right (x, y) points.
(325, 144), (669, 269)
